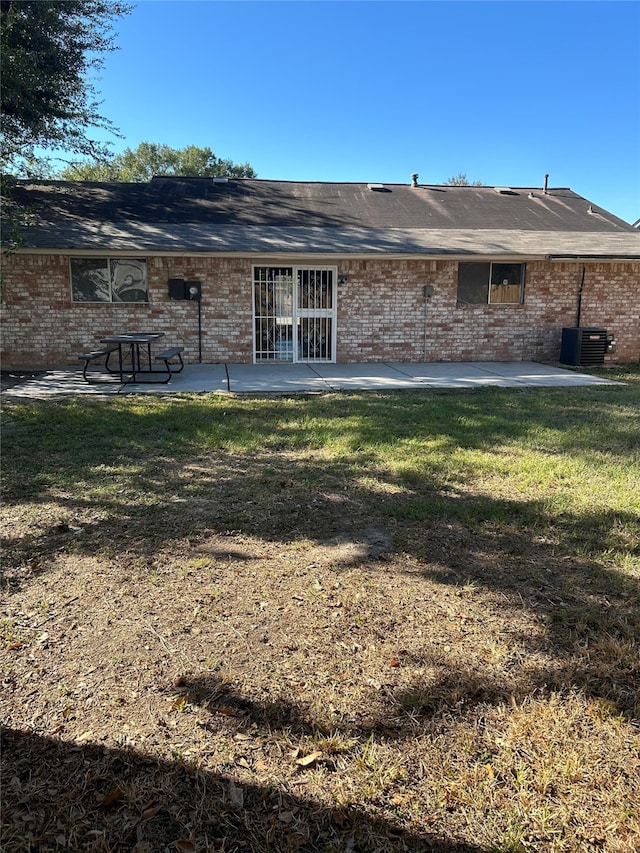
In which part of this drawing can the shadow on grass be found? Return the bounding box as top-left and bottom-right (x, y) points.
(2, 455), (638, 718)
(1, 726), (485, 853)
(164, 668), (528, 742)
(2, 387), (639, 850)
(2, 388), (639, 723)
(2, 381), (638, 499)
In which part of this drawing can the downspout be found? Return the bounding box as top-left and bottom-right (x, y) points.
(424, 297), (428, 361)
(197, 297), (202, 363)
(576, 264), (586, 327)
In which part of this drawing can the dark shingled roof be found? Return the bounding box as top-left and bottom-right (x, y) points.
(7, 178), (640, 258)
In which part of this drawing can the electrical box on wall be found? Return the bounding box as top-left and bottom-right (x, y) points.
(186, 281), (201, 301)
(168, 279), (201, 301)
(169, 279), (186, 300)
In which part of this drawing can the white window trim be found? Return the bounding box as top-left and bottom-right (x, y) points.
(252, 264), (337, 363)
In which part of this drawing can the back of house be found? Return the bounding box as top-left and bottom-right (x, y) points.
(2, 175), (639, 368)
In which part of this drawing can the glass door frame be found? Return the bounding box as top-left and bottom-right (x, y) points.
(252, 264), (337, 364)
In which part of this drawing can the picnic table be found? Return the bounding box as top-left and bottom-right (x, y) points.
(79, 332), (184, 383)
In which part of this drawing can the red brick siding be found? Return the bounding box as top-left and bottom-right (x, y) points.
(1, 253), (638, 368)
(577, 262), (640, 362)
(1, 255), (254, 368)
(337, 259), (639, 363)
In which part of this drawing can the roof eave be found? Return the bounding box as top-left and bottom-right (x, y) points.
(10, 245), (640, 263)
(7, 245), (536, 261)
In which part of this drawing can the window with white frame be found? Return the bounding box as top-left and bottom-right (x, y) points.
(253, 265), (336, 362)
(70, 258), (148, 302)
(457, 262), (525, 305)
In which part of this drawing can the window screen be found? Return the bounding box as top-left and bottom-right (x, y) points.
(457, 262), (525, 305)
(457, 262), (490, 305)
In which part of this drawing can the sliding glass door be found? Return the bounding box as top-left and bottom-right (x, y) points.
(253, 266), (336, 363)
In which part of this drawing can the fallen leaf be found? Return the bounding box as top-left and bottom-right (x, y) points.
(77, 731), (95, 743)
(296, 751), (322, 767)
(391, 793), (412, 805)
(278, 810), (296, 823)
(141, 803), (162, 821)
(100, 787), (123, 808)
(175, 840), (196, 852)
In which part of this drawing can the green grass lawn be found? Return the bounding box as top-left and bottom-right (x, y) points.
(2, 365), (639, 852)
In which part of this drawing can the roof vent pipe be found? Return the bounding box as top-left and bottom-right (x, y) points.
(411, 173), (419, 187)
(543, 173), (549, 195)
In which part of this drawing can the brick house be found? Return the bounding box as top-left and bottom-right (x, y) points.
(2, 176), (639, 369)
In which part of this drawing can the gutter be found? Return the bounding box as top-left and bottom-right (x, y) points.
(547, 254), (640, 261)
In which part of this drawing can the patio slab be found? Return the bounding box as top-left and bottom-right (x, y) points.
(119, 363), (229, 395)
(308, 362), (420, 391)
(0, 361), (622, 399)
(226, 363), (331, 393)
(0, 369), (123, 399)
(388, 361), (619, 388)
(388, 362), (523, 388)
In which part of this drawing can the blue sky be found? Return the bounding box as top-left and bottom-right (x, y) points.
(82, 0), (639, 222)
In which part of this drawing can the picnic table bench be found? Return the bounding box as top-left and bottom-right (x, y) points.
(154, 346), (185, 375)
(78, 344), (119, 381)
(79, 334), (185, 384)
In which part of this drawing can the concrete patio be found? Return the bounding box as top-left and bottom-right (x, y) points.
(0, 361), (621, 400)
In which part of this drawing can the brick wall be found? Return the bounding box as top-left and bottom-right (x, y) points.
(0, 254), (255, 368)
(337, 258), (639, 363)
(1, 253), (638, 368)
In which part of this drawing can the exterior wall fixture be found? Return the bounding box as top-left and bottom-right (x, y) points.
(168, 279), (201, 301)
(168, 278), (202, 362)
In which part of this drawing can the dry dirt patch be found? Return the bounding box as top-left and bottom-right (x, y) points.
(2, 510), (638, 851)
